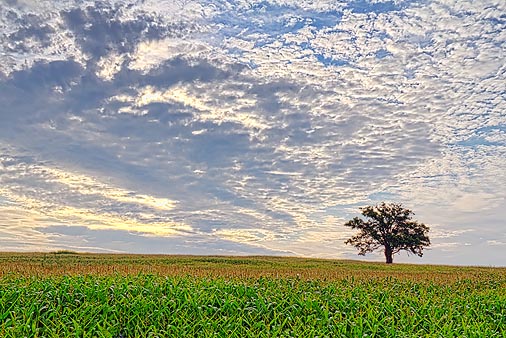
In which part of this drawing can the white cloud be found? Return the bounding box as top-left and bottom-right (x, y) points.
(96, 52), (126, 81)
(1, 0), (505, 265)
(129, 38), (213, 74)
(0, 151), (188, 238)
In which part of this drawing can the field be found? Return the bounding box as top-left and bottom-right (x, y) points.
(1, 253), (505, 337)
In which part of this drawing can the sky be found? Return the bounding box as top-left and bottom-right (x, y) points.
(0, 0), (505, 266)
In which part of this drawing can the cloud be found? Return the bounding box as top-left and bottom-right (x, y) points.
(0, 0), (505, 265)
(129, 38), (213, 75)
(34, 225), (287, 255)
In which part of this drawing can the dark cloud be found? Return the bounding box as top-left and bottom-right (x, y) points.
(8, 60), (82, 93)
(186, 126), (251, 166)
(135, 57), (236, 87)
(62, 3), (170, 59)
(0, 60), (83, 127)
(0, 50), (235, 123)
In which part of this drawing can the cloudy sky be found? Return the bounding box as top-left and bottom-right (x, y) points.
(0, 0), (505, 266)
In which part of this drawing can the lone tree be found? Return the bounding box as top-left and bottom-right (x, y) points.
(344, 202), (430, 264)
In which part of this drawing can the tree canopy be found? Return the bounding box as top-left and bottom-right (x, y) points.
(344, 202), (430, 263)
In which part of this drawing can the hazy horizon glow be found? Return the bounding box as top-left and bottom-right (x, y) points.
(1, 0), (505, 266)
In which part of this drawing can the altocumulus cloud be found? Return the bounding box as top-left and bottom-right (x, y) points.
(0, 0), (505, 265)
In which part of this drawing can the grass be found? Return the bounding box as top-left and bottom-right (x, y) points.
(0, 253), (505, 337)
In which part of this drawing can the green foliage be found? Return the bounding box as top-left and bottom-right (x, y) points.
(52, 250), (79, 255)
(344, 202), (430, 263)
(1, 273), (505, 337)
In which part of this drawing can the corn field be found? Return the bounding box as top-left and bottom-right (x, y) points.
(1, 253), (505, 337)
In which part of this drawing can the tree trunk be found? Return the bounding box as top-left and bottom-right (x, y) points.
(384, 246), (393, 264)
